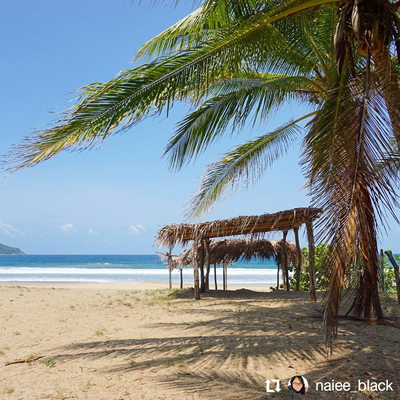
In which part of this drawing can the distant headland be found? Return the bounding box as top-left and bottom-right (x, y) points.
(0, 243), (25, 255)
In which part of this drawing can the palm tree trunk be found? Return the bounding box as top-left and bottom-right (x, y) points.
(363, 188), (383, 320)
(356, 185), (384, 320)
(371, 44), (400, 153)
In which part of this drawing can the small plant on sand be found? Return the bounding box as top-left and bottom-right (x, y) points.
(267, 355), (277, 366)
(95, 328), (106, 336)
(4, 387), (14, 394)
(84, 380), (93, 390)
(177, 360), (188, 369)
(43, 358), (56, 368)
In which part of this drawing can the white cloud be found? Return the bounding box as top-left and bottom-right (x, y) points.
(60, 223), (76, 235)
(129, 224), (145, 235)
(88, 228), (100, 235)
(0, 220), (25, 237)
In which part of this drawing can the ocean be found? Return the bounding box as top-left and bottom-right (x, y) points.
(0, 254), (279, 286)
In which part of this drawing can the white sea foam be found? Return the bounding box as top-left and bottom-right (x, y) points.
(0, 267), (278, 276)
(0, 255), (281, 284)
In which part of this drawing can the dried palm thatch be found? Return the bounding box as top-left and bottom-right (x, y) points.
(155, 207), (321, 299)
(154, 207), (322, 248)
(156, 252), (180, 270)
(173, 238), (299, 268)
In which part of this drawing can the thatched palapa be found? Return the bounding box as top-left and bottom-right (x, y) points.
(155, 207), (322, 248)
(174, 238), (298, 267)
(168, 238), (301, 291)
(155, 207), (322, 300)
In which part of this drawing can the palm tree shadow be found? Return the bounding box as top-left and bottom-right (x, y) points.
(52, 291), (400, 398)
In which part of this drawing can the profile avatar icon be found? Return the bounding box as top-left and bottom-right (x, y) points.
(288, 375), (309, 396)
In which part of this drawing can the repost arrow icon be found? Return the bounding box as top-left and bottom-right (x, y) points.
(272, 379), (281, 392)
(265, 380), (275, 393)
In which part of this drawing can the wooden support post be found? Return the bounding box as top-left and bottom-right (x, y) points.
(214, 264), (217, 290)
(223, 262), (227, 290)
(180, 265), (183, 289)
(276, 263), (280, 290)
(193, 235), (201, 300)
(385, 250), (400, 304)
(306, 218), (317, 301)
(200, 239), (205, 293)
(205, 239), (211, 291)
(168, 245), (173, 290)
(282, 231), (290, 291)
(379, 249), (385, 295)
(293, 227), (302, 291)
(224, 263), (228, 290)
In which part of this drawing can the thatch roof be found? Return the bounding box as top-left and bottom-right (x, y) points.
(156, 252), (179, 268)
(155, 207), (322, 248)
(169, 238), (299, 269)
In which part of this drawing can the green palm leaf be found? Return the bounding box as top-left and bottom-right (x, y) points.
(185, 115), (315, 220)
(164, 73), (320, 170)
(7, 1), (330, 171)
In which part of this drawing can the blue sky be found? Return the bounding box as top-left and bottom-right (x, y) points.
(0, 1), (399, 254)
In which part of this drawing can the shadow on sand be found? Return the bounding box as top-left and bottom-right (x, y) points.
(54, 289), (399, 399)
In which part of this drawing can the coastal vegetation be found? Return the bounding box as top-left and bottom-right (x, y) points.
(5, 1), (400, 350)
(290, 244), (400, 299)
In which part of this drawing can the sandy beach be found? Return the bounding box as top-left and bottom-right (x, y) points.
(0, 283), (399, 399)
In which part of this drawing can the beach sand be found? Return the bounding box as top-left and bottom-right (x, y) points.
(0, 283), (399, 399)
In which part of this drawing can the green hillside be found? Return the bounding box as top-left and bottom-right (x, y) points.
(0, 243), (25, 255)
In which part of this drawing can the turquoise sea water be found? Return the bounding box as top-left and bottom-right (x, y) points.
(0, 254), (278, 286)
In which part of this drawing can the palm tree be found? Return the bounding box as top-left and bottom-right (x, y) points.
(334, 0), (400, 152)
(161, 8), (400, 349)
(5, 1), (400, 350)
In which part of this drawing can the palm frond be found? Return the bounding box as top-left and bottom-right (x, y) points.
(135, 0), (264, 60)
(6, 1), (332, 171)
(305, 70), (400, 350)
(164, 73), (319, 170)
(185, 115), (314, 220)
(136, 0), (334, 61)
